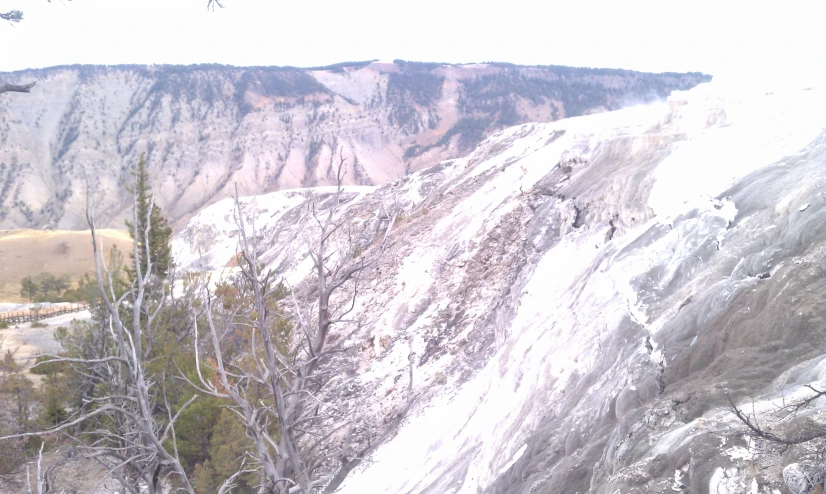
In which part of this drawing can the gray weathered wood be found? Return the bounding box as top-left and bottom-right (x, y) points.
(0, 82), (36, 95)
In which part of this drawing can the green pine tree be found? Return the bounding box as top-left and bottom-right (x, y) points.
(19, 276), (37, 301)
(125, 153), (173, 280)
(193, 408), (257, 493)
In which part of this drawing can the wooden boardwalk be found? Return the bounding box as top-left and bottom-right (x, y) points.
(0, 303), (89, 325)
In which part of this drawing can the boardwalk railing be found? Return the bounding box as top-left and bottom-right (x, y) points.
(0, 303), (90, 325)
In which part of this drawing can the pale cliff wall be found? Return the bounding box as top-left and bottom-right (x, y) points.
(0, 61), (708, 229)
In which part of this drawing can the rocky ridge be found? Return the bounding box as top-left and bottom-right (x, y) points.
(0, 61), (707, 229)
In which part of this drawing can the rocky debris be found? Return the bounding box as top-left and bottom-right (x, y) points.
(784, 463), (825, 494)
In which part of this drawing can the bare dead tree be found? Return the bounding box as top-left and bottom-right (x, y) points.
(730, 387), (826, 494)
(0, 82), (35, 95)
(25, 442), (44, 494)
(729, 390), (826, 448)
(0, 189), (195, 494)
(729, 387), (826, 491)
(5, 1), (223, 26)
(192, 151), (412, 493)
(0, 9), (23, 23)
(1, 1), (218, 97)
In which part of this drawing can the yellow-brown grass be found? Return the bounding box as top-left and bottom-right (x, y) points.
(0, 229), (133, 303)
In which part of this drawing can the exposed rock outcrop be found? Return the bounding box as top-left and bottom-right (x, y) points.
(0, 61), (708, 229)
(173, 77), (826, 493)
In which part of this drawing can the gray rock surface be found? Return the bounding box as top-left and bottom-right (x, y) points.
(174, 77), (826, 493)
(783, 463), (825, 494)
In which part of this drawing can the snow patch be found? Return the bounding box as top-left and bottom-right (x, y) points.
(709, 467), (746, 493)
(497, 444), (527, 476)
(726, 446), (753, 461)
(650, 82), (826, 222)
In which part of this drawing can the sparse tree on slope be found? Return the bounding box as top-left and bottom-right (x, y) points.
(0, 178), (195, 493)
(19, 276), (37, 301)
(192, 152), (411, 493)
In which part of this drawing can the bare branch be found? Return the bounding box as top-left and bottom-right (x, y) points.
(0, 10), (23, 24)
(728, 393), (826, 446)
(217, 457), (257, 494)
(0, 82), (35, 94)
(1, 404), (128, 441)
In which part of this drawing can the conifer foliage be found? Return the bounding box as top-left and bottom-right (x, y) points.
(125, 153), (173, 280)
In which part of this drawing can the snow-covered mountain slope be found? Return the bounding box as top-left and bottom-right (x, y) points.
(174, 77), (826, 493)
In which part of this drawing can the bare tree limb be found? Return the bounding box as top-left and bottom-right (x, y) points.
(0, 82), (36, 95)
(728, 392), (826, 446)
(0, 10), (23, 23)
(25, 442), (44, 494)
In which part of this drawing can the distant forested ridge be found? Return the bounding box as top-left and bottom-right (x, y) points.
(0, 61), (709, 229)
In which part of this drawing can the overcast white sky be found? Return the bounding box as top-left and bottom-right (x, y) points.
(0, 0), (823, 76)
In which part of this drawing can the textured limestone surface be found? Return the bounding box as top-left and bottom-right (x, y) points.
(174, 77), (826, 493)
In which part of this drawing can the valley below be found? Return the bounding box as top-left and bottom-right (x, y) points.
(0, 228), (132, 302)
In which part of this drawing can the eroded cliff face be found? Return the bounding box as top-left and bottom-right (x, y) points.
(173, 77), (826, 493)
(0, 61), (707, 229)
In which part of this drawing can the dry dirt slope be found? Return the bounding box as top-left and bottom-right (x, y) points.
(0, 229), (132, 302)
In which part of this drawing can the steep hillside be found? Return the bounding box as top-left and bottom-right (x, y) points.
(174, 77), (826, 493)
(0, 229), (132, 302)
(0, 62), (708, 229)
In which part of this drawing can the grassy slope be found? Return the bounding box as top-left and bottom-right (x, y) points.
(0, 229), (133, 303)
